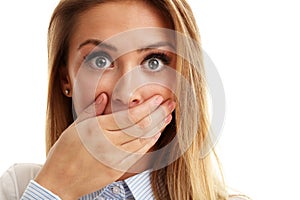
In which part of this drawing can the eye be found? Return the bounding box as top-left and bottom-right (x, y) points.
(142, 53), (171, 72)
(146, 58), (163, 71)
(84, 51), (113, 69)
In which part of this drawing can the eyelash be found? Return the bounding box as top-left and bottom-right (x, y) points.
(83, 51), (171, 71)
(83, 51), (113, 68)
(143, 52), (171, 65)
(141, 52), (171, 72)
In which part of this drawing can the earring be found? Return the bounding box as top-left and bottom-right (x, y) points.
(65, 89), (70, 95)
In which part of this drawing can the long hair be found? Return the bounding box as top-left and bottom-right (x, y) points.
(46, 0), (228, 199)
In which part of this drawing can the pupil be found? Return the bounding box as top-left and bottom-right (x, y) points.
(149, 59), (159, 70)
(96, 57), (107, 68)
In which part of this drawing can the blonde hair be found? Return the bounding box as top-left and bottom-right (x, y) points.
(46, 0), (228, 199)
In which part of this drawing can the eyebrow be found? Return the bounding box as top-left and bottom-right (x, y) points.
(78, 39), (175, 52)
(78, 39), (117, 51)
(138, 41), (176, 52)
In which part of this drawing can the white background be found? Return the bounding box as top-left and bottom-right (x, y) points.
(0, 1), (299, 199)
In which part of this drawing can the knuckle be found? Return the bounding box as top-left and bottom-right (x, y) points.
(137, 116), (152, 129)
(128, 104), (151, 123)
(128, 110), (144, 125)
(138, 137), (147, 145)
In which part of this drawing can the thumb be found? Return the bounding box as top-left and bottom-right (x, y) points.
(76, 93), (108, 123)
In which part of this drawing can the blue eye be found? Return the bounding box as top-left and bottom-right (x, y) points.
(94, 56), (111, 69)
(142, 53), (171, 72)
(84, 51), (113, 69)
(144, 58), (164, 71)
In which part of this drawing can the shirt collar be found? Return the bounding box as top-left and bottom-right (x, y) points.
(125, 170), (155, 200)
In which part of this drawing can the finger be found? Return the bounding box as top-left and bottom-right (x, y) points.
(121, 132), (162, 152)
(120, 100), (175, 138)
(100, 112), (169, 147)
(76, 93), (108, 123)
(118, 113), (172, 147)
(116, 133), (161, 171)
(98, 95), (164, 130)
(135, 132), (161, 153)
(75, 119), (162, 172)
(101, 100), (174, 145)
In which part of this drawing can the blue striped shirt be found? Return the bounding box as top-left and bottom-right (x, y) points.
(21, 170), (155, 200)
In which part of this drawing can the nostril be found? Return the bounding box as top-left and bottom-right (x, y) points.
(129, 99), (140, 108)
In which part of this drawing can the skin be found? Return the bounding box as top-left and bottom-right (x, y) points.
(35, 1), (176, 199)
(66, 0), (176, 115)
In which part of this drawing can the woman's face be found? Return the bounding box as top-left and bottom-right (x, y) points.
(63, 0), (176, 115)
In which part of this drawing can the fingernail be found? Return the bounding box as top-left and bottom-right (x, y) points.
(96, 94), (104, 105)
(165, 114), (172, 124)
(168, 101), (176, 110)
(154, 95), (163, 105)
(154, 132), (161, 140)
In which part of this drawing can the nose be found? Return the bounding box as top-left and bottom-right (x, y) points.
(111, 59), (143, 110)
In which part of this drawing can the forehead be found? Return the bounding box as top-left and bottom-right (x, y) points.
(70, 1), (173, 49)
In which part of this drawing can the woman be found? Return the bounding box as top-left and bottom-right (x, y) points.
(0, 0), (240, 199)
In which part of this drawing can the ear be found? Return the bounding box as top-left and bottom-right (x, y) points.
(59, 66), (72, 97)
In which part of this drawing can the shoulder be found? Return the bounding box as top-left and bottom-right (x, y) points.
(0, 163), (42, 200)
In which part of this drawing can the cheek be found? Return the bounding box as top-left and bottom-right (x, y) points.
(70, 66), (177, 115)
(149, 85), (175, 100)
(71, 70), (115, 115)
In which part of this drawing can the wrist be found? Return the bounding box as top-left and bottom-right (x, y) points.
(34, 169), (78, 200)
